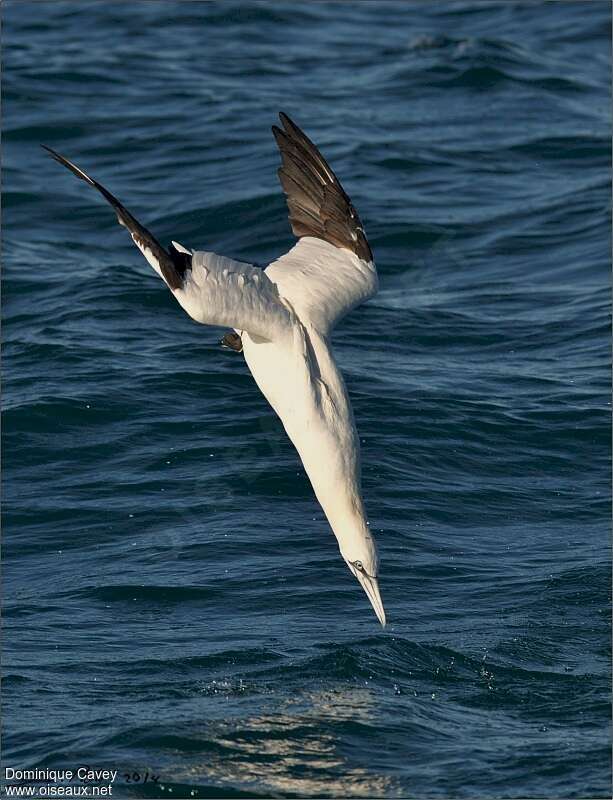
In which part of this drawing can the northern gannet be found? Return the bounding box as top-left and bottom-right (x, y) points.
(43, 112), (385, 626)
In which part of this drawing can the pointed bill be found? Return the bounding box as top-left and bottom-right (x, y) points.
(355, 571), (386, 627)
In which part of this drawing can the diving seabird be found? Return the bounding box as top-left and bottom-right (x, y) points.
(43, 112), (385, 626)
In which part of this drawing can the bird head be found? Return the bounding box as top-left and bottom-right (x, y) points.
(339, 533), (386, 628)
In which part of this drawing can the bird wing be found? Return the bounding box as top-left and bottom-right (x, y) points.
(266, 237), (377, 335)
(268, 112), (377, 334)
(175, 250), (292, 342)
(42, 145), (292, 342)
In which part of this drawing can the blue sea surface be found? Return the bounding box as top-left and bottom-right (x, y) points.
(3, 1), (611, 798)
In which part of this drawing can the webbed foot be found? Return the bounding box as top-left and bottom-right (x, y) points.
(220, 332), (243, 352)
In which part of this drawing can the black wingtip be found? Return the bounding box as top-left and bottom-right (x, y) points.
(271, 124), (286, 145)
(278, 111), (296, 134)
(273, 111), (373, 262)
(41, 143), (71, 169)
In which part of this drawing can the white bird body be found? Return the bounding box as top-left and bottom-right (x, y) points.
(43, 113), (386, 625)
(243, 317), (371, 561)
(242, 241), (379, 573)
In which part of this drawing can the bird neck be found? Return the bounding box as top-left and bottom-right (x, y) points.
(320, 490), (372, 556)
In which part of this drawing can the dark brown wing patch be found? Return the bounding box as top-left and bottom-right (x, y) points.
(272, 112), (372, 262)
(41, 145), (188, 290)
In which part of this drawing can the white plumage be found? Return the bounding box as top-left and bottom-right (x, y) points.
(177, 251), (293, 342)
(43, 112), (386, 626)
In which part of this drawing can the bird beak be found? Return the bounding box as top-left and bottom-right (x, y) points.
(353, 569), (386, 627)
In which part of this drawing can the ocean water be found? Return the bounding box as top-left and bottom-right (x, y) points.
(2, 1), (611, 798)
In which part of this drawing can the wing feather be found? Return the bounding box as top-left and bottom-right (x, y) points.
(273, 112), (372, 263)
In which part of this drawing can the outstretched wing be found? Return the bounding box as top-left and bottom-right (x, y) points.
(273, 112), (372, 262)
(43, 146), (292, 342)
(41, 145), (188, 290)
(270, 113), (377, 335)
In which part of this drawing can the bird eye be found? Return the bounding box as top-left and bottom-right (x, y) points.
(354, 560), (363, 571)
